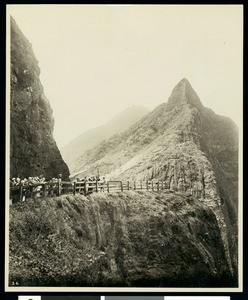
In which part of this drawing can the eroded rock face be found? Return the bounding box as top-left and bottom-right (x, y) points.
(9, 192), (235, 287)
(71, 78), (239, 280)
(10, 17), (69, 179)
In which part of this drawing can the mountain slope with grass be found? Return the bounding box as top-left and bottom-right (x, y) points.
(61, 105), (149, 174)
(70, 78), (239, 281)
(9, 191), (235, 287)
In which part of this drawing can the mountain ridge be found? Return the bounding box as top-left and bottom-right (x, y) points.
(61, 105), (149, 173)
(70, 78), (238, 278)
(72, 83), (238, 181)
(167, 78), (204, 111)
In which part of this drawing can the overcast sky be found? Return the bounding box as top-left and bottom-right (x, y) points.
(7, 5), (243, 148)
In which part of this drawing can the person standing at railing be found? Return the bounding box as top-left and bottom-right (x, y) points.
(20, 179), (27, 201)
(58, 174), (62, 195)
(100, 176), (105, 192)
(10, 178), (19, 203)
(10, 178), (16, 186)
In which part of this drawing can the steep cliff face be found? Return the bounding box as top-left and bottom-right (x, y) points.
(71, 79), (239, 278)
(10, 17), (69, 179)
(9, 192), (235, 287)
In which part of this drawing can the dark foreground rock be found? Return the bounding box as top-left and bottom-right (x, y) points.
(10, 17), (69, 179)
(9, 191), (237, 287)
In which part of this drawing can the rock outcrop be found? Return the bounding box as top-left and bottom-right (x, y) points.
(61, 105), (149, 175)
(10, 17), (69, 179)
(9, 192), (235, 287)
(71, 78), (239, 281)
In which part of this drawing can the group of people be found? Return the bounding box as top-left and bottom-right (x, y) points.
(74, 176), (106, 194)
(10, 174), (105, 188)
(10, 175), (46, 187)
(75, 176), (105, 183)
(9, 174), (63, 203)
(9, 174), (107, 203)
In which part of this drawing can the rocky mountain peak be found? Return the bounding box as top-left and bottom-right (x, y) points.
(167, 78), (204, 111)
(177, 77), (191, 87)
(66, 75), (238, 283)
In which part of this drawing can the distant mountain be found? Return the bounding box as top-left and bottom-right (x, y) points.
(10, 17), (69, 179)
(61, 105), (149, 173)
(71, 78), (239, 278)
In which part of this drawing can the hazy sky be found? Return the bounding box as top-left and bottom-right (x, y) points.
(7, 5), (243, 148)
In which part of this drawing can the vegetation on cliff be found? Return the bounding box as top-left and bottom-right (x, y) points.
(9, 191), (236, 287)
(70, 79), (239, 277)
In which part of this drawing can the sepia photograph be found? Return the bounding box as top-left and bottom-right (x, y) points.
(5, 4), (243, 291)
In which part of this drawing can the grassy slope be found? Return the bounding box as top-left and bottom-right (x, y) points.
(9, 191), (235, 287)
(62, 106), (149, 173)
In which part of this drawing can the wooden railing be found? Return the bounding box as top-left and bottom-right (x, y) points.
(9, 180), (171, 203)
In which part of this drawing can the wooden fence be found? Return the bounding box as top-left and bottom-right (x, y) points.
(10, 180), (170, 203)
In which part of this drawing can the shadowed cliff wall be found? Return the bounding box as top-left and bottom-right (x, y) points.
(10, 17), (69, 179)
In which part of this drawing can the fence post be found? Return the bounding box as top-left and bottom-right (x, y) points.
(134, 181), (136, 190)
(73, 182), (76, 195)
(146, 181), (149, 190)
(19, 185), (23, 202)
(84, 181), (87, 195)
(121, 181), (123, 192)
(96, 180), (98, 193)
(161, 181), (163, 190)
(164, 181), (168, 190)
(42, 183), (46, 198)
(57, 181), (61, 196)
(30, 185), (33, 198)
(127, 181), (129, 190)
(107, 181), (109, 193)
(140, 181), (143, 190)
(157, 181), (159, 191)
(152, 181), (154, 191)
